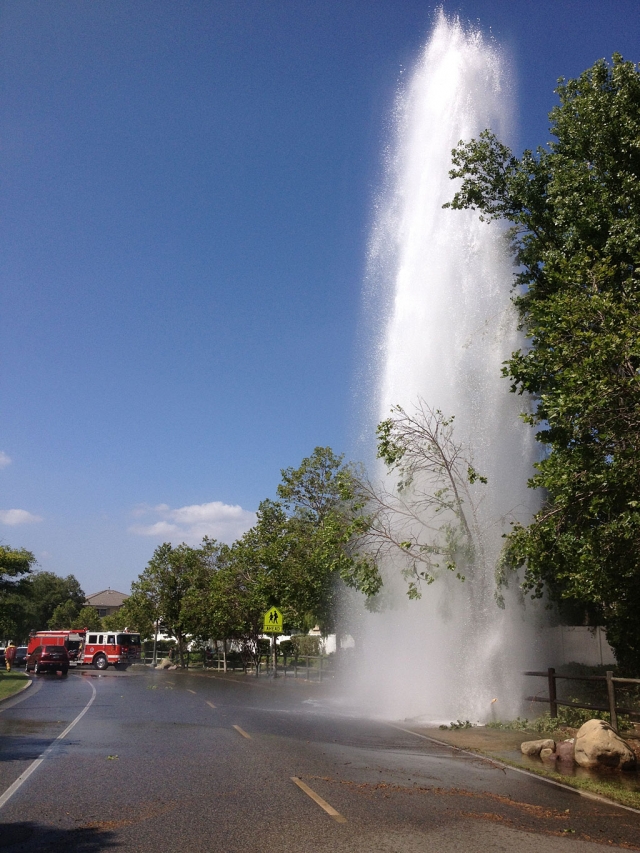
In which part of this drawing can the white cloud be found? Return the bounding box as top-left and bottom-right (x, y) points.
(129, 501), (256, 545)
(0, 508), (42, 526)
(0, 452), (11, 469)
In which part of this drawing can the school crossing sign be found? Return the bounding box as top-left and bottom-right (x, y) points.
(263, 607), (283, 634)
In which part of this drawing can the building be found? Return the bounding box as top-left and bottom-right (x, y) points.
(85, 589), (129, 618)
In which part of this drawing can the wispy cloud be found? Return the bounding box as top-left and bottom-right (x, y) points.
(0, 508), (42, 526)
(0, 452), (11, 469)
(129, 501), (256, 545)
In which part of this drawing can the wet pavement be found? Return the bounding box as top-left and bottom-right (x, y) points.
(0, 668), (639, 851)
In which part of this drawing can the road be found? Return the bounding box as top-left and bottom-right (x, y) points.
(0, 668), (638, 852)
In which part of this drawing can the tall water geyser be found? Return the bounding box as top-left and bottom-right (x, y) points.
(351, 13), (547, 722)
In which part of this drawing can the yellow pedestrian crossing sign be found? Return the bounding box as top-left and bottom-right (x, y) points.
(263, 607), (283, 633)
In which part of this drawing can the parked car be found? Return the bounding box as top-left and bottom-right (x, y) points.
(14, 646), (28, 668)
(26, 645), (69, 675)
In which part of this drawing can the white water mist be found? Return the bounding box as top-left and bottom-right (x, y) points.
(350, 13), (549, 722)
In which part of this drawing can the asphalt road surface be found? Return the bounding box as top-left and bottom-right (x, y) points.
(0, 668), (639, 852)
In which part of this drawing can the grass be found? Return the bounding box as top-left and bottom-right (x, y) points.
(0, 670), (29, 702)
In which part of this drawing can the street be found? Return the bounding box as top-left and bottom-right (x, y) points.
(0, 668), (638, 852)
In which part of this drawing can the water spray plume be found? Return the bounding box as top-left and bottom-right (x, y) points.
(350, 13), (548, 723)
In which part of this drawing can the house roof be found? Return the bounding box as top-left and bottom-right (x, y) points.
(85, 589), (129, 607)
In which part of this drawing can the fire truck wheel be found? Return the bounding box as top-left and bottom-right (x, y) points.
(94, 654), (108, 670)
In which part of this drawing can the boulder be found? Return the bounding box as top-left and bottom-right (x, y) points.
(574, 719), (637, 771)
(157, 657), (172, 670)
(521, 738), (555, 757)
(540, 748), (556, 760)
(555, 740), (575, 762)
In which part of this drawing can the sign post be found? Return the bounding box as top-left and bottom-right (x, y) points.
(263, 607), (283, 678)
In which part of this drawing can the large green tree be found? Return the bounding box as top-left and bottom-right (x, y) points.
(272, 447), (381, 629)
(0, 544), (36, 639)
(134, 541), (210, 665)
(180, 448), (380, 659)
(446, 55), (640, 670)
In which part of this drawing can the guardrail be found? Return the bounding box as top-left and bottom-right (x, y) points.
(524, 668), (640, 733)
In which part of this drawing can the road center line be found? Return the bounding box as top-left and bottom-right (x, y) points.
(187, 689), (197, 694)
(232, 724), (252, 739)
(206, 701), (216, 709)
(0, 677), (97, 811)
(291, 777), (346, 822)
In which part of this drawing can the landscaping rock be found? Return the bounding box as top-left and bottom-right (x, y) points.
(555, 740), (575, 762)
(540, 747), (556, 760)
(157, 657), (172, 670)
(520, 738), (555, 757)
(574, 719), (637, 771)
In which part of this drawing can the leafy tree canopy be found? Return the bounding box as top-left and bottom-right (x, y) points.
(0, 544), (37, 639)
(446, 54), (640, 670)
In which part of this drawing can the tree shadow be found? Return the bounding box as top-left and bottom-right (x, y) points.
(0, 822), (118, 852)
(0, 736), (62, 763)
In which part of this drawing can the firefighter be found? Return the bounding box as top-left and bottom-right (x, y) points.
(5, 641), (17, 672)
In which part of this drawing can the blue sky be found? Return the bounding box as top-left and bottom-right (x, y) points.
(2, 1), (639, 595)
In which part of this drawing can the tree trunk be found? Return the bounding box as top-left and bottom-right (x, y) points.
(177, 633), (185, 668)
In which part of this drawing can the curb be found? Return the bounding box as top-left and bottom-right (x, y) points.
(0, 675), (32, 707)
(387, 723), (640, 817)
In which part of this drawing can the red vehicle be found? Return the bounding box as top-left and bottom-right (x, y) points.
(26, 644), (69, 675)
(27, 629), (141, 670)
(82, 630), (141, 670)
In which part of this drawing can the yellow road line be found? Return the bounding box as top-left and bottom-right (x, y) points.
(291, 777), (346, 823)
(233, 725), (252, 739)
(187, 689), (196, 694)
(206, 701), (216, 709)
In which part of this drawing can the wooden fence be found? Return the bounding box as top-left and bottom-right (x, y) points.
(524, 668), (640, 733)
(139, 647), (334, 682)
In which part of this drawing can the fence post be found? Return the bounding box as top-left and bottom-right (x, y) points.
(306, 655), (310, 681)
(548, 667), (558, 718)
(319, 655), (323, 683)
(606, 670), (618, 732)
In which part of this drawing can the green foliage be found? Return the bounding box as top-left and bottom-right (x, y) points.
(277, 639), (294, 657)
(487, 707), (634, 734)
(0, 545), (36, 584)
(131, 448), (378, 658)
(72, 606), (104, 631)
(364, 401), (487, 600)
(3, 571), (85, 640)
(0, 545), (36, 639)
(48, 600), (81, 629)
(447, 55), (640, 672)
(439, 719), (474, 730)
(133, 541), (210, 663)
(290, 634), (322, 657)
(48, 602), (103, 630)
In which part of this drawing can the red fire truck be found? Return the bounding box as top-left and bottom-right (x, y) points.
(27, 629), (141, 670)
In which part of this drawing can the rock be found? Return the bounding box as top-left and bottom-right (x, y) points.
(555, 740), (575, 762)
(157, 657), (172, 670)
(521, 738), (556, 757)
(540, 748), (556, 760)
(574, 719), (637, 771)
